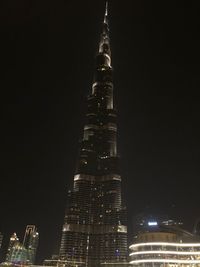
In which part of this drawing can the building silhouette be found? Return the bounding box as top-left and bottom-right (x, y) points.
(23, 225), (39, 264)
(59, 2), (128, 267)
(131, 213), (183, 238)
(5, 226), (38, 265)
(6, 243), (27, 265)
(6, 233), (19, 262)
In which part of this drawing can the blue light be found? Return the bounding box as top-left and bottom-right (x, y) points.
(115, 249), (120, 256)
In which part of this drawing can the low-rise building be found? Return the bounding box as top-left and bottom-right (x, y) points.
(129, 215), (200, 266)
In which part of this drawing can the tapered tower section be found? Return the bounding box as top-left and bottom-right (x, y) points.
(59, 3), (128, 267)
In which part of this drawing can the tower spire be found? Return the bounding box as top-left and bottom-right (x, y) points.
(99, 0), (111, 59)
(104, 1), (108, 24)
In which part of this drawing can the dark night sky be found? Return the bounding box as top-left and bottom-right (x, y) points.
(1, 0), (200, 263)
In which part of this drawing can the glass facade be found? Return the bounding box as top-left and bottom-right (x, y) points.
(5, 226), (38, 265)
(130, 241), (200, 266)
(59, 4), (128, 267)
(7, 244), (28, 265)
(6, 233), (19, 262)
(23, 225), (39, 264)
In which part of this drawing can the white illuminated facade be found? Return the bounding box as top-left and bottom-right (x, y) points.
(130, 241), (200, 266)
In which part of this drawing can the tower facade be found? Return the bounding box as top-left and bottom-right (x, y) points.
(23, 225), (39, 264)
(6, 233), (19, 262)
(59, 4), (128, 267)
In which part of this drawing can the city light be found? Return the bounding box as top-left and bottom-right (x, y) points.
(130, 242), (200, 249)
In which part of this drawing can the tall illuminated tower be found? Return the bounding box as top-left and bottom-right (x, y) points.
(23, 225), (39, 264)
(6, 233), (19, 261)
(59, 3), (128, 266)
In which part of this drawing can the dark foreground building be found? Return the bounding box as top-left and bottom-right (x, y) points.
(59, 3), (128, 267)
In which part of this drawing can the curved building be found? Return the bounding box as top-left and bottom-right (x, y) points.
(130, 240), (200, 266)
(129, 223), (200, 266)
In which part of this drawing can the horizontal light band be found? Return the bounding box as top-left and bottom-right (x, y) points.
(130, 250), (200, 256)
(101, 264), (129, 266)
(62, 223), (127, 234)
(84, 123), (117, 131)
(130, 259), (200, 264)
(74, 174), (121, 182)
(130, 242), (200, 249)
(92, 81), (113, 89)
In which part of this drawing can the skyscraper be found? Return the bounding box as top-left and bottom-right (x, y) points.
(7, 243), (28, 265)
(6, 233), (19, 262)
(59, 3), (128, 267)
(23, 225), (39, 264)
(5, 226), (39, 265)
